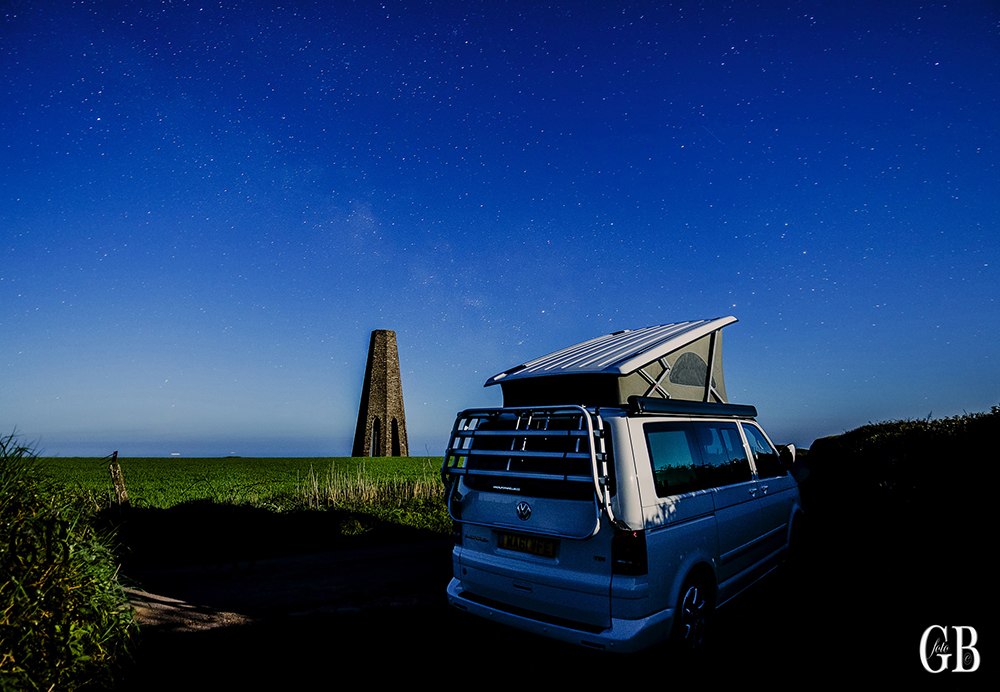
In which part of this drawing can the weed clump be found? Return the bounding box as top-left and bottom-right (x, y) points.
(0, 433), (135, 691)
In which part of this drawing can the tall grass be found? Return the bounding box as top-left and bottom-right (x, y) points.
(0, 433), (135, 691)
(297, 461), (444, 508)
(296, 461), (449, 534)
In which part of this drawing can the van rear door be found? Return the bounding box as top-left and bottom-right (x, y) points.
(443, 407), (615, 628)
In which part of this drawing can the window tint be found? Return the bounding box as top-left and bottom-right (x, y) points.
(742, 424), (784, 478)
(691, 422), (752, 487)
(645, 422), (705, 497)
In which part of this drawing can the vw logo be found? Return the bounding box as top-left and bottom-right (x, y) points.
(516, 501), (532, 520)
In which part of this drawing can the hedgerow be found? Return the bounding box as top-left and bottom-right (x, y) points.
(0, 433), (135, 691)
(802, 405), (996, 515)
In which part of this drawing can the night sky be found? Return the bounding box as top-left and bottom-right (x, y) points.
(3, 1), (997, 457)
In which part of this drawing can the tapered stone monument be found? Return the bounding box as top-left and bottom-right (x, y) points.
(352, 329), (409, 457)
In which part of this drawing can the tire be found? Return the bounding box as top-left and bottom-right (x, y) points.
(672, 578), (714, 651)
(786, 512), (810, 566)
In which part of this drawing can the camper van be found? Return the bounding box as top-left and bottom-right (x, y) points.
(441, 317), (803, 652)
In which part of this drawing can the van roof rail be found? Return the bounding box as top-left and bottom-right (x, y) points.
(627, 396), (757, 418)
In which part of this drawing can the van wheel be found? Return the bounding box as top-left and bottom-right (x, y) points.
(673, 580), (713, 650)
(787, 513), (810, 566)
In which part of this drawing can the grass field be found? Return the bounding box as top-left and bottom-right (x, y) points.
(32, 455), (453, 570)
(37, 455), (445, 510)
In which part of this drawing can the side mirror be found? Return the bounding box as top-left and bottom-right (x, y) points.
(779, 444), (796, 468)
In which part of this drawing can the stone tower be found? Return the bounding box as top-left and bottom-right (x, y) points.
(352, 329), (409, 457)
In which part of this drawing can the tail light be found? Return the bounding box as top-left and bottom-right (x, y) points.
(612, 529), (648, 576)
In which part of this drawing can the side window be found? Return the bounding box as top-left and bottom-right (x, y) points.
(644, 422), (705, 497)
(743, 424), (784, 478)
(691, 422), (752, 487)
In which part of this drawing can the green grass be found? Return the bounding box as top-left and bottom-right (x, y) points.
(1, 435), (135, 691)
(36, 456), (453, 557)
(37, 456), (445, 511)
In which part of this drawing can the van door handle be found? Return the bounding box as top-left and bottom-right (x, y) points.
(760, 485), (769, 494)
(748, 487), (757, 496)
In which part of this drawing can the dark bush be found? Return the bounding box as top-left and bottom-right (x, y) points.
(0, 434), (135, 691)
(801, 405), (996, 523)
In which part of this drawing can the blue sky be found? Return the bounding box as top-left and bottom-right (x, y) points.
(3, 1), (997, 457)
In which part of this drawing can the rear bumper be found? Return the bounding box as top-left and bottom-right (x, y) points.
(446, 578), (673, 653)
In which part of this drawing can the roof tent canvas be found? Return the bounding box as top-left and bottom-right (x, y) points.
(485, 317), (737, 407)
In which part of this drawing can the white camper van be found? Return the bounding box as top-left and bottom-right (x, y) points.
(441, 317), (803, 652)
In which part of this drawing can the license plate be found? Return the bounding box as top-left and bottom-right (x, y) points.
(497, 532), (558, 558)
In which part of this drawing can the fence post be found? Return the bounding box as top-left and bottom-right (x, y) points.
(108, 451), (129, 507)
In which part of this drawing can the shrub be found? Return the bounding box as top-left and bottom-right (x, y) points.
(803, 405), (996, 519)
(0, 433), (135, 691)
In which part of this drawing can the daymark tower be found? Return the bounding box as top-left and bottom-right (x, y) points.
(352, 329), (409, 457)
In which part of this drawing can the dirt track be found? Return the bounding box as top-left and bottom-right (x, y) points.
(124, 539), (453, 633)
(112, 513), (986, 689)
(115, 539), (458, 690)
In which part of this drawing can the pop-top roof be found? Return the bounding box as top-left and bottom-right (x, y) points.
(485, 316), (737, 386)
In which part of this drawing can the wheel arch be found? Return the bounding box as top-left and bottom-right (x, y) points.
(669, 558), (718, 614)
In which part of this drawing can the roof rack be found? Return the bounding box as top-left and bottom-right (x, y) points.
(627, 396), (757, 418)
